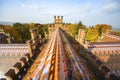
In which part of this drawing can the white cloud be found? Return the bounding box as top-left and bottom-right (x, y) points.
(21, 4), (39, 9)
(1, 0), (120, 29)
(66, 4), (92, 17)
(102, 0), (120, 3)
(102, 2), (120, 13)
(79, 4), (92, 14)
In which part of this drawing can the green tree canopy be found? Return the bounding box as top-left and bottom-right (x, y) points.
(0, 25), (23, 43)
(86, 28), (99, 42)
(98, 26), (102, 36)
(13, 23), (30, 42)
(74, 21), (86, 37)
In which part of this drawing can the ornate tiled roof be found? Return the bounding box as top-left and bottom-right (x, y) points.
(87, 42), (120, 76)
(0, 44), (29, 78)
(102, 33), (120, 42)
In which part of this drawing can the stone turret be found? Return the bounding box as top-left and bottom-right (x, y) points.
(54, 16), (63, 29)
(76, 29), (89, 48)
(48, 16), (65, 38)
(29, 28), (39, 47)
(78, 29), (86, 44)
(54, 16), (63, 24)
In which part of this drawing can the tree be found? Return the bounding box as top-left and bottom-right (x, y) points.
(43, 24), (48, 34)
(66, 21), (86, 38)
(98, 26), (103, 41)
(29, 23), (36, 28)
(86, 28), (99, 42)
(33, 23), (45, 38)
(67, 24), (77, 37)
(98, 26), (102, 36)
(95, 24), (112, 33)
(74, 21), (86, 36)
(13, 23), (30, 42)
(0, 25), (23, 43)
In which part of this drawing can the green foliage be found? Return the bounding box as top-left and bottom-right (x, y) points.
(13, 23), (31, 42)
(86, 28), (99, 42)
(76, 21), (86, 32)
(36, 24), (44, 38)
(77, 21), (86, 29)
(29, 23), (47, 38)
(67, 24), (77, 37)
(86, 24), (113, 42)
(1, 22), (47, 43)
(98, 26), (102, 36)
(95, 24), (112, 33)
(0, 25), (23, 43)
(43, 24), (48, 34)
(29, 23), (36, 28)
(114, 31), (120, 35)
(67, 21), (86, 38)
(73, 21), (86, 37)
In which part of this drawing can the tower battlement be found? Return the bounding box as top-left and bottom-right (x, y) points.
(48, 16), (68, 38)
(54, 16), (63, 24)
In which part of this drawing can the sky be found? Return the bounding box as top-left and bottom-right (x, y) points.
(0, 0), (120, 29)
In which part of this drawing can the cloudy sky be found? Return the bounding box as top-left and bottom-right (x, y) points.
(0, 0), (120, 29)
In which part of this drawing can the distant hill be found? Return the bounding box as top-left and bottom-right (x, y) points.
(0, 21), (13, 25)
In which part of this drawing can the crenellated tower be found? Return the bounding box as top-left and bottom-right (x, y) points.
(48, 16), (69, 39)
(54, 16), (63, 29)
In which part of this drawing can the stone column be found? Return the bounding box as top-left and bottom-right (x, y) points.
(78, 29), (86, 44)
(54, 16), (56, 23)
(75, 35), (78, 41)
(6, 38), (11, 44)
(29, 28), (39, 47)
(39, 34), (42, 43)
(61, 16), (63, 23)
(84, 40), (90, 49)
(58, 16), (60, 23)
(29, 29), (35, 43)
(26, 40), (33, 57)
